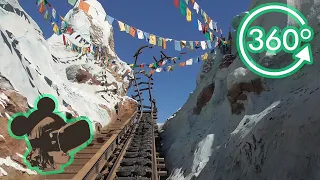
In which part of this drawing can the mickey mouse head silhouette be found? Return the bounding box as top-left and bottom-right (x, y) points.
(8, 95), (93, 174)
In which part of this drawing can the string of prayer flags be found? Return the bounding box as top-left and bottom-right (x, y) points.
(35, 0), (111, 59)
(174, 0), (218, 35)
(128, 50), (214, 76)
(71, 0), (217, 51)
(58, 0), (219, 52)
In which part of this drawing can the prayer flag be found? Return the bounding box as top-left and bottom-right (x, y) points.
(186, 8), (192, 22)
(68, 0), (78, 6)
(189, 41), (194, 49)
(157, 37), (163, 47)
(198, 20), (202, 31)
(179, 62), (186, 66)
(174, 40), (181, 51)
(180, 0), (186, 16)
(79, 0), (90, 13)
(193, 2), (199, 13)
(201, 53), (208, 60)
(125, 24), (130, 33)
(201, 41), (207, 50)
(129, 27), (136, 37)
(53, 23), (59, 33)
(186, 59), (193, 65)
(149, 34), (156, 45)
(118, 21), (125, 31)
(162, 38), (167, 49)
(44, 10), (50, 20)
(174, 0), (179, 8)
(143, 32), (150, 42)
(180, 41), (186, 49)
(137, 29), (144, 39)
(207, 40), (212, 49)
(39, 2), (45, 14)
(156, 68), (162, 72)
(106, 15), (114, 25)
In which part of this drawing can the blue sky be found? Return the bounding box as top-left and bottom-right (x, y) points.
(19, 0), (250, 123)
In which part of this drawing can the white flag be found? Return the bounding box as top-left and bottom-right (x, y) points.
(186, 59), (193, 65)
(209, 20), (213, 30)
(162, 60), (167, 65)
(193, 2), (199, 14)
(52, 8), (56, 19)
(137, 29), (144, 39)
(156, 68), (162, 72)
(201, 41), (207, 50)
(198, 20), (202, 31)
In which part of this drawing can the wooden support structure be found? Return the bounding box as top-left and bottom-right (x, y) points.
(135, 87), (152, 92)
(138, 105), (152, 109)
(138, 82), (154, 85)
(132, 93), (142, 98)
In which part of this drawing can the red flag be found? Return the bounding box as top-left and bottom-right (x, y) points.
(62, 34), (66, 45)
(174, 0), (179, 8)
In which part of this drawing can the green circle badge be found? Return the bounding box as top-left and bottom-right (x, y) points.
(236, 3), (314, 78)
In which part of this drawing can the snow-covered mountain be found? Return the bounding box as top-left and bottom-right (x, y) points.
(0, 0), (135, 177)
(161, 0), (320, 179)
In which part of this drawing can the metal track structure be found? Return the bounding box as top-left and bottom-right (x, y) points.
(42, 45), (168, 180)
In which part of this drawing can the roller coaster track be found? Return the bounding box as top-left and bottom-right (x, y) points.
(42, 45), (168, 180)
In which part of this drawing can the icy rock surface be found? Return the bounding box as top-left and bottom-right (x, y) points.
(0, 0), (133, 176)
(161, 0), (320, 180)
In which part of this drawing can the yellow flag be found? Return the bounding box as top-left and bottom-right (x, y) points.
(186, 8), (192, 22)
(149, 63), (154, 68)
(201, 53), (208, 60)
(53, 23), (59, 33)
(118, 21), (125, 31)
(180, 41), (186, 49)
(149, 34), (156, 45)
(82, 47), (87, 54)
(203, 12), (208, 23)
(209, 32), (213, 42)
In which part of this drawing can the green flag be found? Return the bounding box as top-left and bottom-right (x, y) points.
(44, 10), (49, 20)
(205, 32), (210, 41)
(180, 0), (186, 16)
(68, 0), (78, 6)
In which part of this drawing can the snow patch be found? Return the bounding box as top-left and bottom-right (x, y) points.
(0, 157), (37, 175)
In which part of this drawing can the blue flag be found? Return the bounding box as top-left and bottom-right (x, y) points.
(143, 32), (149, 42)
(106, 15), (114, 25)
(207, 40), (212, 49)
(174, 40), (181, 51)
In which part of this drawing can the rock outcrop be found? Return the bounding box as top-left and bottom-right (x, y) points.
(0, 0), (132, 177)
(118, 97), (138, 121)
(161, 0), (320, 179)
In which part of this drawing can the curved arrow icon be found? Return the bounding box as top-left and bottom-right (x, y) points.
(237, 3), (313, 78)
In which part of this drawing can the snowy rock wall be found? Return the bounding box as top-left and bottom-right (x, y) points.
(161, 0), (320, 180)
(0, 0), (135, 177)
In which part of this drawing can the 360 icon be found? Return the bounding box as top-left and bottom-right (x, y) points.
(237, 3), (314, 78)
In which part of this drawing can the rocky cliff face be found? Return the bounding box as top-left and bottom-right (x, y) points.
(162, 0), (320, 180)
(0, 0), (137, 178)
